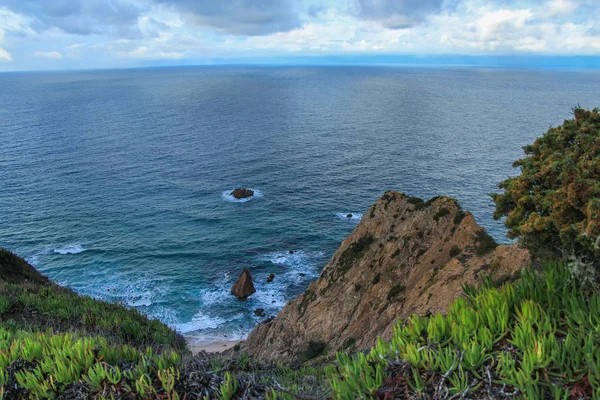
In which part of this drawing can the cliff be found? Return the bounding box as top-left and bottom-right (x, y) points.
(244, 192), (531, 361)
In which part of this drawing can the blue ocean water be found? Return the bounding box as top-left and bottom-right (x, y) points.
(1, 66), (598, 343)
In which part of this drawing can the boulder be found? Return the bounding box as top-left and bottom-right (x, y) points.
(254, 308), (266, 318)
(266, 273), (275, 283)
(347, 213), (353, 218)
(231, 268), (256, 300)
(231, 188), (254, 199)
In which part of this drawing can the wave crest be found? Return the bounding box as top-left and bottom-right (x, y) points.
(53, 244), (85, 255)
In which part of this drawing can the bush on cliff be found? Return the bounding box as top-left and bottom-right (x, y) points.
(326, 261), (600, 399)
(491, 107), (600, 283)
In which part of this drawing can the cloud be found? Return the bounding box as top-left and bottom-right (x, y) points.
(0, 28), (12, 62)
(355, 0), (445, 28)
(153, 0), (300, 35)
(0, 47), (12, 62)
(118, 45), (183, 59)
(34, 51), (62, 59)
(546, 0), (577, 16)
(0, 0), (145, 36)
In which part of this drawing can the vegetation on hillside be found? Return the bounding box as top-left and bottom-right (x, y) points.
(492, 107), (600, 283)
(326, 261), (600, 399)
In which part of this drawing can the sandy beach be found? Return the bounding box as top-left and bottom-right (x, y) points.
(187, 339), (240, 354)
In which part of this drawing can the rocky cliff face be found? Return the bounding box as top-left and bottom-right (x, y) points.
(244, 192), (531, 361)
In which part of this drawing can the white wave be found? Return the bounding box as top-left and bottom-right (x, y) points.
(53, 244), (85, 255)
(185, 329), (248, 345)
(252, 282), (287, 309)
(256, 250), (324, 294)
(26, 255), (39, 266)
(221, 188), (263, 203)
(175, 312), (233, 334)
(199, 273), (232, 306)
(336, 212), (363, 222)
(200, 287), (230, 306)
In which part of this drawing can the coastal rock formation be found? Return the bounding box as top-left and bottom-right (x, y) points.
(244, 192), (531, 361)
(266, 273), (275, 283)
(231, 188), (254, 199)
(231, 268), (256, 300)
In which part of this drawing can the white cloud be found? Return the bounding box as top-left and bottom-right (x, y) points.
(0, 29), (12, 62)
(34, 51), (63, 59)
(118, 45), (184, 59)
(1, 0), (600, 70)
(0, 47), (12, 62)
(546, 0), (577, 16)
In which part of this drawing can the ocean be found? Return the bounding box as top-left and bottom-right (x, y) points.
(1, 66), (598, 343)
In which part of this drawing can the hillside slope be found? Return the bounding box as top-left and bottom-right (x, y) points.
(245, 192), (531, 361)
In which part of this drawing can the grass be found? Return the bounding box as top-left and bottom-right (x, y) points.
(0, 281), (185, 351)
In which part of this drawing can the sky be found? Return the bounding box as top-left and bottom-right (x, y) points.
(0, 0), (599, 71)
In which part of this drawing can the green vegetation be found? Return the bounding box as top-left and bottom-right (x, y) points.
(0, 282), (183, 349)
(300, 341), (327, 362)
(334, 235), (375, 281)
(434, 207), (450, 222)
(475, 230), (498, 256)
(326, 261), (600, 399)
(449, 245), (462, 257)
(387, 283), (406, 301)
(453, 210), (466, 225)
(492, 107), (600, 281)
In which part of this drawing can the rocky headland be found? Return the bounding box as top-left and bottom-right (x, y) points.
(243, 191), (531, 361)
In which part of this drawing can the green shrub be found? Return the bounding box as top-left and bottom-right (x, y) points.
(301, 341), (327, 361)
(453, 210), (466, 225)
(475, 230), (497, 256)
(449, 245), (461, 257)
(387, 283), (406, 301)
(491, 107), (600, 280)
(433, 208), (450, 222)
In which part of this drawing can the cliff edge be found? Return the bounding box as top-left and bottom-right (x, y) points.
(244, 192), (531, 361)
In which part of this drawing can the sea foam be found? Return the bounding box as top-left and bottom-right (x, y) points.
(335, 212), (363, 222)
(53, 244), (85, 255)
(221, 189), (263, 203)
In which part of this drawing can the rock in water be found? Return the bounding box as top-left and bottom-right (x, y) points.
(231, 268), (256, 300)
(254, 308), (266, 317)
(347, 213), (353, 218)
(266, 273), (275, 283)
(244, 191), (531, 361)
(231, 188), (254, 199)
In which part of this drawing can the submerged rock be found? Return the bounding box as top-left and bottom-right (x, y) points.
(347, 213), (353, 218)
(231, 268), (256, 300)
(231, 188), (254, 199)
(266, 273), (275, 283)
(254, 308), (266, 317)
(244, 191), (531, 362)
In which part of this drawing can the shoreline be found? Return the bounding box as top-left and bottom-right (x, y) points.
(186, 338), (240, 354)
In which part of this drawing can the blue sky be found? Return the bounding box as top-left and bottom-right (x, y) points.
(0, 0), (599, 71)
